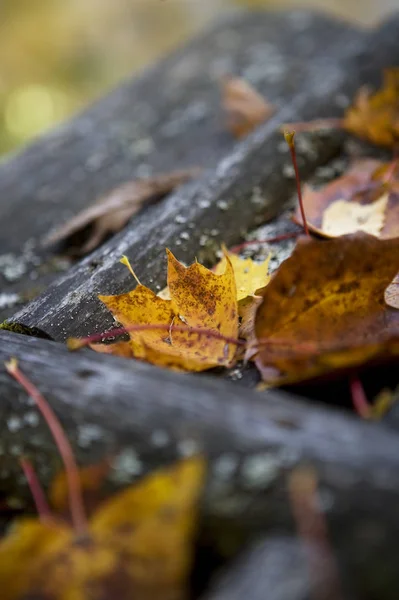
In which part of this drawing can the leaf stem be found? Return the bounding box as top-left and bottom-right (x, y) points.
(5, 358), (88, 535)
(349, 375), (371, 419)
(284, 130), (309, 236)
(20, 457), (52, 523)
(68, 323), (246, 350)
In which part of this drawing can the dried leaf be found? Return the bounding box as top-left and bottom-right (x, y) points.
(344, 68), (399, 147)
(214, 248), (270, 301)
(253, 233), (399, 386)
(0, 457), (205, 600)
(321, 194), (388, 237)
(221, 76), (274, 138)
(385, 273), (399, 309)
(294, 158), (399, 239)
(42, 169), (199, 255)
(93, 250), (238, 371)
(214, 248), (270, 339)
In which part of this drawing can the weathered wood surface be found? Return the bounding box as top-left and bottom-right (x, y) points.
(0, 9), (345, 322)
(1, 329), (399, 598)
(6, 11), (399, 335)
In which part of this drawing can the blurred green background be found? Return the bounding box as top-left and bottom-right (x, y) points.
(0, 0), (396, 155)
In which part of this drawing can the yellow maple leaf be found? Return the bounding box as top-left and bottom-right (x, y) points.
(92, 250), (238, 371)
(0, 457), (205, 600)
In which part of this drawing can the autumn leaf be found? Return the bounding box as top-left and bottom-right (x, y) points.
(49, 458), (111, 519)
(92, 250), (239, 371)
(214, 248), (270, 339)
(0, 457), (205, 600)
(344, 68), (399, 148)
(221, 76), (274, 138)
(293, 158), (399, 239)
(42, 169), (199, 255)
(252, 233), (399, 386)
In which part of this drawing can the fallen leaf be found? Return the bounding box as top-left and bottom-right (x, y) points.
(294, 158), (399, 239)
(93, 250), (238, 371)
(50, 458), (112, 519)
(385, 273), (399, 309)
(221, 76), (274, 138)
(42, 169), (199, 255)
(214, 248), (270, 339)
(321, 194), (388, 237)
(0, 457), (205, 600)
(252, 233), (399, 386)
(214, 248), (270, 302)
(344, 68), (399, 147)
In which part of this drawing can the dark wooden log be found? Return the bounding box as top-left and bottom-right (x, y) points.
(1, 329), (399, 598)
(7, 11), (399, 335)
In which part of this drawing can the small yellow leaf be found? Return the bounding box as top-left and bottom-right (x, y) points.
(214, 249), (270, 340)
(214, 249), (270, 302)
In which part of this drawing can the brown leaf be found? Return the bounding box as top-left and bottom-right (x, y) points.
(221, 76), (274, 138)
(42, 169), (200, 255)
(253, 233), (399, 386)
(344, 68), (399, 147)
(294, 158), (399, 239)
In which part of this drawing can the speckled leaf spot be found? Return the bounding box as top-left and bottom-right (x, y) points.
(92, 250), (239, 371)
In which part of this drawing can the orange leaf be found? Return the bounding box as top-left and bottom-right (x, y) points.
(253, 233), (399, 385)
(344, 68), (399, 147)
(0, 457), (205, 600)
(93, 250), (238, 371)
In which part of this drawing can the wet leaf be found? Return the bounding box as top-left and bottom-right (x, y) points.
(344, 68), (399, 147)
(294, 158), (399, 239)
(42, 169), (199, 255)
(0, 457), (205, 600)
(253, 233), (399, 386)
(93, 250), (238, 371)
(221, 76), (274, 138)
